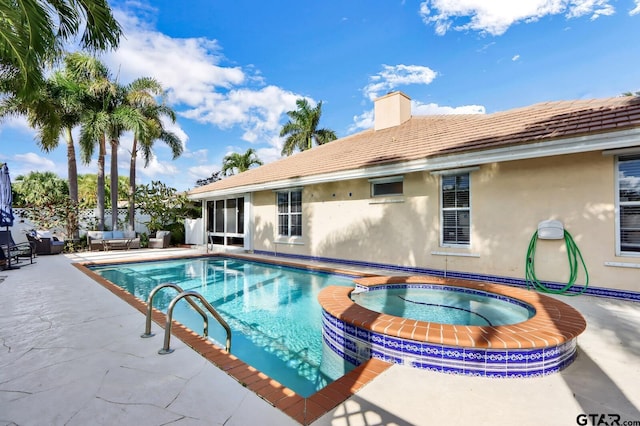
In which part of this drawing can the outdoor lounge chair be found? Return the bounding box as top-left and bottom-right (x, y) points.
(26, 233), (64, 255)
(0, 230), (34, 264)
(148, 230), (171, 249)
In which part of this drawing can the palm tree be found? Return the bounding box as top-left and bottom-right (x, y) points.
(221, 148), (263, 176)
(0, 0), (122, 98)
(0, 53), (89, 238)
(280, 98), (337, 156)
(126, 79), (182, 230)
(65, 53), (145, 231)
(68, 53), (114, 231)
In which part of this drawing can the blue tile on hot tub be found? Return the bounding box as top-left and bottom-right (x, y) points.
(506, 350), (529, 364)
(505, 370), (528, 378)
(356, 328), (370, 341)
(383, 336), (404, 351)
(371, 349), (402, 364)
(485, 350), (509, 364)
(403, 341), (423, 355)
(370, 333), (385, 346)
(344, 339), (357, 353)
(412, 361), (442, 372)
(442, 365), (464, 375)
(463, 348), (488, 362)
(443, 347), (465, 360)
(543, 346), (561, 359)
(422, 344), (445, 358)
(344, 323), (357, 335)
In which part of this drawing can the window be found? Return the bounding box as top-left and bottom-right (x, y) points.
(370, 176), (403, 197)
(207, 197), (245, 246)
(277, 190), (302, 237)
(618, 155), (640, 254)
(441, 173), (470, 245)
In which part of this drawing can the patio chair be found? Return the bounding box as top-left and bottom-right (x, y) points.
(26, 233), (64, 255)
(148, 230), (171, 249)
(0, 230), (34, 264)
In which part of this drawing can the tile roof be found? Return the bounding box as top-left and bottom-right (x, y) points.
(190, 96), (640, 195)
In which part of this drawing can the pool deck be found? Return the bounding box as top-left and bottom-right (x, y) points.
(1, 247), (639, 425)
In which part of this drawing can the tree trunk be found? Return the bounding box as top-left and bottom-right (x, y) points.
(128, 137), (137, 231)
(110, 138), (119, 230)
(97, 135), (106, 231)
(64, 127), (79, 239)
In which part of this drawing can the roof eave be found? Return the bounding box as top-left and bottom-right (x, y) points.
(188, 128), (640, 200)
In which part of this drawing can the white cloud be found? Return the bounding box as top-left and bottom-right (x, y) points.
(349, 100), (485, 132)
(180, 85), (300, 144)
(348, 110), (375, 133)
(12, 153), (58, 176)
(412, 100), (486, 115)
(0, 116), (33, 134)
(567, 0), (614, 19)
(419, 0), (619, 36)
(363, 65), (438, 101)
(103, 4), (303, 155)
(182, 148), (209, 160)
(630, 0), (640, 15)
(137, 154), (180, 178)
(106, 10), (245, 107)
(512, 54), (521, 61)
(14, 152), (56, 168)
(188, 164), (220, 181)
(256, 146), (282, 166)
(477, 41), (496, 52)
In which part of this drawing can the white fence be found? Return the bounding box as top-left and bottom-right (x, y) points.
(184, 218), (204, 245)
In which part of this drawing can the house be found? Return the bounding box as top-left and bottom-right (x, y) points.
(189, 91), (640, 299)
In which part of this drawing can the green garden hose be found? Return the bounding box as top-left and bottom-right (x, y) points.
(525, 230), (589, 295)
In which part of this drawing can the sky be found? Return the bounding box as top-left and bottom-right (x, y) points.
(1, 0), (639, 192)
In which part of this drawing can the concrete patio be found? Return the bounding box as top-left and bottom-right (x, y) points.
(1, 248), (639, 425)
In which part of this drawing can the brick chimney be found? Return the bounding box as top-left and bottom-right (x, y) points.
(374, 91), (411, 131)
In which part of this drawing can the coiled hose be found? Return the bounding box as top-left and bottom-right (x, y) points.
(525, 230), (589, 295)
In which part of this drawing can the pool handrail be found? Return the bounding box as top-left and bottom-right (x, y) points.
(159, 290), (232, 354)
(141, 283), (209, 338)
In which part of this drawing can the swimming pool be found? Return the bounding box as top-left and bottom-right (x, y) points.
(90, 257), (357, 397)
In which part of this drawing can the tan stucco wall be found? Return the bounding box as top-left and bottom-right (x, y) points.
(250, 151), (638, 293)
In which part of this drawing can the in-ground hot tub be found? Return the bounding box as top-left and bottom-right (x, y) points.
(318, 276), (587, 378)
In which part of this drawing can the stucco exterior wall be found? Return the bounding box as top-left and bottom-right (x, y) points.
(250, 151), (637, 292)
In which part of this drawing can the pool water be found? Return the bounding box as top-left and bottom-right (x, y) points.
(91, 257), (356, 397)
(351, 286), (534, 326)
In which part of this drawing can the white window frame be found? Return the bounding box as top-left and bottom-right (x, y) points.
(439, 172), (471, 247)
(369, 176), (404, 197)
(207, 196), (245, 247)
(615, 154), (640, 257)
(276, 189), (302, 237)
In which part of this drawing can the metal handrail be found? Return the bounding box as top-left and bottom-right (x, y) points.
(141, 283), (209, 338)
(159, 291), (232, 355)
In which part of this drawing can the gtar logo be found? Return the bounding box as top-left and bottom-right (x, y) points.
(576, 414), (621, 426)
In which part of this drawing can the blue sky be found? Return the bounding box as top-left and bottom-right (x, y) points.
(1, 0), (639, 191)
